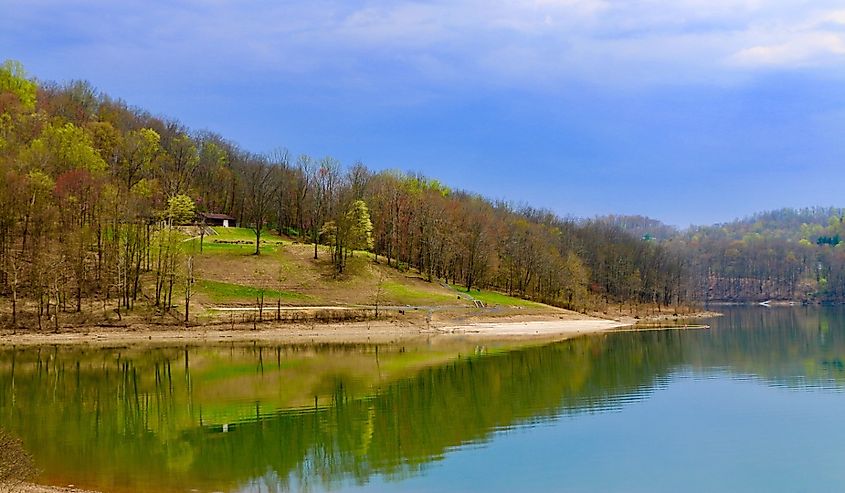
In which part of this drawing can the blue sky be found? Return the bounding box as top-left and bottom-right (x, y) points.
(3, 0), (845, 226)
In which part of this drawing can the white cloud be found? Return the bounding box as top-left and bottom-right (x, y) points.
(816, 9), (845, 24)
(5, 0), (845, 91)
(726, 6), (845, 68)
(730, 32), (845, 67)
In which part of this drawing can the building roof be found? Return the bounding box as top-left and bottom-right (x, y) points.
(198, 212), (237, 221)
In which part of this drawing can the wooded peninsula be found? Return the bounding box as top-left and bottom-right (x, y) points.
(1, 60), (843, 333)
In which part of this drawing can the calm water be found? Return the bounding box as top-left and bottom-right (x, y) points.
(3, 306), (845, 492)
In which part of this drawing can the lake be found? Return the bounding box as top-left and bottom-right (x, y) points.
(2, 306), (845, 492)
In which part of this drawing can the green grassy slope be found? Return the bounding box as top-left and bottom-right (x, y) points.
(171, 226), (560, 319)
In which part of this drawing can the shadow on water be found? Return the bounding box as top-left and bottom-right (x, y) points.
(1, 306), (844, 492)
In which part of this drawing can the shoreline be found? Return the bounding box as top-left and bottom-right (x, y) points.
(0, 310), (718, 347)
(14, 486), (97, 493)
(0, 317), (624, 347)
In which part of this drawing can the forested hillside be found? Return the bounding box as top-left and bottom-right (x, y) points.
(0, 61), (691, 328)
(602, 208), (845, 303)
(680, 208), (845, 302)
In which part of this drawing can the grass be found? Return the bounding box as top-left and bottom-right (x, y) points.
(381, 280), (460, 306)
(183, 227), (287, 256)
(192, 240), (280, 255)
(463, 288), (546, 308)
(209, 227), (285, 243)
(187, 233), (530, 310)
(195, 279), (308, 303)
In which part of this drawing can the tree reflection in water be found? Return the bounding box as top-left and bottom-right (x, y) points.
(2, 306), (844, 492)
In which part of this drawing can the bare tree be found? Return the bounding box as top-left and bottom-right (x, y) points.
(243, 156), (280, 255)
(184, 255), (194, 325)
(2, 252), (23, 326)
(309, 157), (340, 259)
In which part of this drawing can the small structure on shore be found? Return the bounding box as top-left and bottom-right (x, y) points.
(198, 212), (237, 228)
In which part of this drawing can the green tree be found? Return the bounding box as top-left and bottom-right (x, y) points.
(119, 128), (160, 190)
(346, 199), (374, 252)
(0, 60), (37, 111)
(165, 194), (196, 225)
(24, 122), (107, 175)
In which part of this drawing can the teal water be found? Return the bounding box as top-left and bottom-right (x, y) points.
(2, 306), (844, 492)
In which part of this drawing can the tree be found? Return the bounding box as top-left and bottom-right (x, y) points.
(346, 199), (374, 252)
(561, 251), (590, 309)
(0, 59), (37, 111)
(184, 255), (194, 324)
(310, 157), (340, 259)
(119, 128), (160, 191)
(243, 158), (279, 255)
(159, 130), (199, 196)
(2, 252), (23, 326)
(165, 194), (196, 224)
(24, 122), (108, 175)
(294, 154), (314, 241)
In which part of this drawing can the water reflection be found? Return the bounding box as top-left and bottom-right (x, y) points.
(1, 306), (844, 492)
(691, 305), (845, 389)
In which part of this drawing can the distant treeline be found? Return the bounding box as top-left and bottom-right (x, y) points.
(678, 207), (845, 302)
(600, 208), (845, 303)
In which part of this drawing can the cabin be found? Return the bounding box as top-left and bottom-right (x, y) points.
(198, 212), (237, 228)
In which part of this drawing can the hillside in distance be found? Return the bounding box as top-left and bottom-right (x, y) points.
(683, 207), (845, 303)
(601, 208), (845, 303)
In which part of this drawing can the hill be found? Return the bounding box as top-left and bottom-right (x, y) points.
(588, 208), (845, 303)
(185, 226), (552, 324)
(0, 60), (693, 330)
(679, 207), (845, 303)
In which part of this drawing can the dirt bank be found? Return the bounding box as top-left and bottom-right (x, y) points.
(15, 485), (97, 493)
(0, 316), (619, 347)
(0, 308), (720, 347)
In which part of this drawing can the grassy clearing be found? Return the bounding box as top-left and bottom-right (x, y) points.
(190, 237), (469, 308)
(464, 288), (546, 308)
(182, 227), (287, 255)
(195, 279), (308, 303)
(381, 280), (461, 306)
(190, 240), (280, 255)
(210, 227), (285, 243)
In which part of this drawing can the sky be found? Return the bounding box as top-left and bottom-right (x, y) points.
(2, 0), (845, 226)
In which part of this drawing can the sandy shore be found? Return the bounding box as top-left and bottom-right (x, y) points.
(434, 318), (628, 336)
(0, 306), (721, 347)
(0, 315), (634, 347)
(14, 485), (97, 493)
